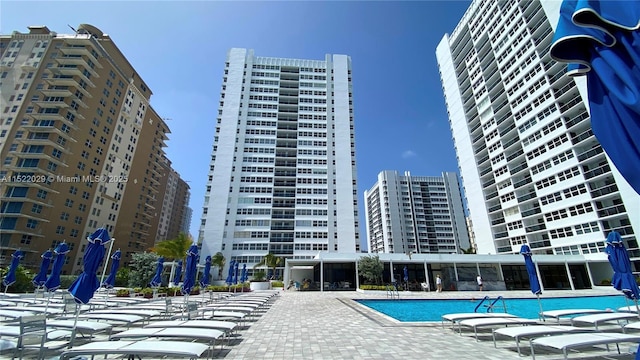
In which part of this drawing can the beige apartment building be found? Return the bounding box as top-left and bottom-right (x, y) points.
(0, 24), (185, 275)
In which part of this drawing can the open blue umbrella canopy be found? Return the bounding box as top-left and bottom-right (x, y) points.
(44, 242), (70, 292)
(2, 250), (24, 288)
(226, 260), (235, 285)
(102, 249), (121, 289)
(403, 266), (409, 282)
(233, 261), (239, 285)
(181, 244), (199, 295)
(200, 256), (211, 288)
(550, 0), (640, 194)
(520, 245), (542, 295)
(32, 249), (53, 288)
(240, 264), (248, 283)
(173, 260), (183, 285)
(149, 257), (164, 288)
(605, 231), (640, 300)
(68, 228), (113, 304)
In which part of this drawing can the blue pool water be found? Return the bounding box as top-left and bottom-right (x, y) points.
(356, 295), (631, 322)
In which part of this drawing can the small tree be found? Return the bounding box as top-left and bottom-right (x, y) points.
(358, 255), (383, 285)
(211, 252), (225, 280)
(254, 253), (283, 280)
(128, 252), (159, 288)
(116, 267), (130, 287)
(0, 265), (33, 293)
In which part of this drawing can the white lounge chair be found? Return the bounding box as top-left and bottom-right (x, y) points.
(144, 319), (237, 334)
(539, 309), (611, 323)
(59, 340), (209, 360)
(441, 312), (517, 329)
(529, 332), (640, 359)
(47, 319), (112, 346)
(492, 325), (592, 356)
(56, 313), (144, 328)
(458, 317), (539, 341)
(570, 312), (640, 330)
(111, 326), (225, 356)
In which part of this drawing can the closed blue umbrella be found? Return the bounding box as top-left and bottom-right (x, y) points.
(605, 231), (640, 300)
(240, 264), (248, 283)
(403, 266), (409, 282)
(233, 261), (239, 285)
(68, 227), (113, 304)
(2, 250), (24, 292)
(44, 242), (70, 292)
(32, 250), (52, 288)
(520, 244), (543, 318)
(550, 0), (640, 195)
(173, 260), (183, 286)
(226, 260), (235, 285)
(149, 257), (164, 288)
(181, 244), (199, 295)
(101, 249), (121, 289)
(200, 256), (211, 288)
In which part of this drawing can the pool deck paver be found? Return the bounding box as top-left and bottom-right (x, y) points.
(227, 288), (639, 359)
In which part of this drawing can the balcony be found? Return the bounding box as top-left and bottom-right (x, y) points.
(47, 68), (95, 88)
(59, 45), (99, 65)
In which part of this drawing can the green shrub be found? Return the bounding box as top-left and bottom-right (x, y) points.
(116, 267), (129, 287)
(59, 275), (76, 289)
(601, 279), (612, 286)
(271, 281), (284, 288)
(359, 284), (388, 291)
(129, 252), (159, 288)
(0, 265), (34, 293)
(116, 289), (130, 297)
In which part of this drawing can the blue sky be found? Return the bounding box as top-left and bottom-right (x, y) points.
(2, 1), (471, 248)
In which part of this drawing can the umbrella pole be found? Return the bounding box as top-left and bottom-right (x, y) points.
(69, 303), (80, 348)
(537, 294), (544, 321)
(635, 299), (640, 320)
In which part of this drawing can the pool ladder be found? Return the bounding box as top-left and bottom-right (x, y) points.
(386, 283), (400, 300)
(474, 295), (507, 313)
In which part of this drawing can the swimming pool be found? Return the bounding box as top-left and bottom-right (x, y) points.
(356, 295), (630, 322)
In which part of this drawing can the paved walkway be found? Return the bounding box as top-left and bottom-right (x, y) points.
(227, 288), (637, 359)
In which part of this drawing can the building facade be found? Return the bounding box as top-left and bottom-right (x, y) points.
(364, 171), (470, 255)
(155, 166), (191, 243)
(435, 0), (640, 259)
(0, 24), (174, 274)
(198, 48), (360, 277)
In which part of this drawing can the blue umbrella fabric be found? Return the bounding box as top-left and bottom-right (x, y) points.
(102, 249), (121, 289)
(200, 256), (211, 288)
(605, 231), (640, 300)
(44, 242), (70, 292)
(403, 266), (409, 282)
(520, 245), (542, 295)
(68, 228), (113, 304)
(520, 244), (544, 319)
(550, 0), (640, 194)
(240, 264), (248, 283)
(181, 244), (199, 295)
(2, 250), (24, 288)
(233, 261), (239, 285)
(149, 257), (164, 288)
(32, 249), (53, 288)
(173, 260), (183, 285)
(226, 259), (236, 285)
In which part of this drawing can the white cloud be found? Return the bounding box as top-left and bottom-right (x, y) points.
(402, 150), (417, 159)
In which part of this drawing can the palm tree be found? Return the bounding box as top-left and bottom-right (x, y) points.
(254, 253), (283, 280)
(460, 245), (477, 254)
(211, 252), (225, 280)
(152, 233), (193, 261)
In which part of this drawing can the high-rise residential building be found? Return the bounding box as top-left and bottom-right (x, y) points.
(155, 166), (191, 242)
(0, 24), (173, 274)
(435, 0), (640, 257)
(198, 48), (360, 276)
(364, 171), (470, 255)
